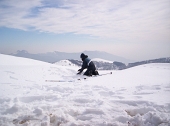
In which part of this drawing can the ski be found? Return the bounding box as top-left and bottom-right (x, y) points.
(45, 80), (75, 82)
(45, 72), (112, 82)
(76, 72), (112, 80)
(98, 72), (112, 76)
(45, 78), (87, 82)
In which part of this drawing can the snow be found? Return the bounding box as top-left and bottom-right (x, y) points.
(54, 60), (78, 67)
(0, 54), (170, 126)
(92, 58), (113, 63)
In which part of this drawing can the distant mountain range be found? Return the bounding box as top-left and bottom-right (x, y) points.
(127, 57), (170, 68)
(55, 59), (127, 70)
(54, 57), (170, 70)
(10, 50), (133, 63)
(68, 58), (170, 70)
(7, 50), (170, 70)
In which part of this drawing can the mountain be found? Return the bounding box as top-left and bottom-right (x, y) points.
(54, 60), (78, 67)
(67, 57), (170, 70)
(9, 50), (170, 70)
(127, 57), (170, 68)
(83, 51), (133, 64)
(11, 50), (54, 63)
(68, 58), (126, 70)
(10, 50), (133, 64)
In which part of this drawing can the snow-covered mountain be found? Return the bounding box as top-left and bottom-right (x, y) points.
(10, 50), (133, 63)
(127, 57), (170, 68)
(67, 58), (126, 70)
(0, 54), (170, 126)
(54, 58), (117, 70)
(68, 57), (170, 70)
(92, 58), (113, 63)
(54, 60), (79, 67)
(92, 58), (116, 70)
(9, 50), (170, 70)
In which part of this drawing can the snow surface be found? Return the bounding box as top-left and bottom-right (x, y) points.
(54, 60), (78, 67)
(92, 58), (113, 63)
(0, 54), (170, 126)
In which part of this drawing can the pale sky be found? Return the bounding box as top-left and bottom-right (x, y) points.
(0, 0), (170, 61)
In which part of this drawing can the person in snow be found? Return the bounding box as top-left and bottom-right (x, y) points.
(77, 53), (99, 76)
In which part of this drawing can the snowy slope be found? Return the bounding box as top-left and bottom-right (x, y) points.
(54, 60), (79, 67)
(92, 58), (113, 63)
(0, 54), (170, 126)
(0, 54), (50, 66)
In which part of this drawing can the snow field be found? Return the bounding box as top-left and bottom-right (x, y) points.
(0, 54), (170, 126)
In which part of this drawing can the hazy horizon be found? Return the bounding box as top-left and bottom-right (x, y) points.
(1, 49), (170, 62)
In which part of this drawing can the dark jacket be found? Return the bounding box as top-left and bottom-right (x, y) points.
(79, 57), (96, 73)
(78, 53), (96, 74)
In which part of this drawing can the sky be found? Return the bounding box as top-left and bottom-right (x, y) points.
(0, 0), (170, 61)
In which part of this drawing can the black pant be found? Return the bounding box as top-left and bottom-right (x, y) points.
(84, 69), (99, 76)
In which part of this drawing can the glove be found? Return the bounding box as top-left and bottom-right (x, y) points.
(77, 69), (82, 74)
(77, 72), (81, 75)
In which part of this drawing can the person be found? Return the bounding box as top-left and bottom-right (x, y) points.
(77, 53), (99, 76)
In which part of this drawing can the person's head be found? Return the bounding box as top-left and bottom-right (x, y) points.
(80, 53), (88, 61)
